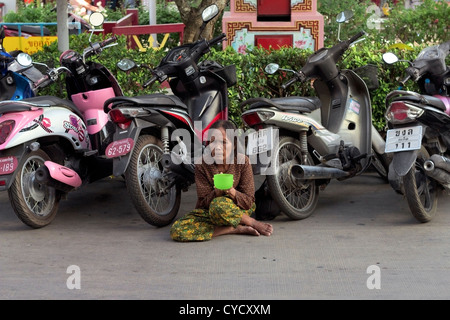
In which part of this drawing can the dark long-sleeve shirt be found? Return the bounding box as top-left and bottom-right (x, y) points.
(195, 153), (255, 210)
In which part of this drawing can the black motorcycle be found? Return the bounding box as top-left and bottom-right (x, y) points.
(104, 5), (236, 227)
(383, 41), (450, 222)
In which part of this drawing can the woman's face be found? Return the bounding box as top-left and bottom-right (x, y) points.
(210, 128), (233, 164)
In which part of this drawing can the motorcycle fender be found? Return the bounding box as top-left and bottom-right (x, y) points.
(110, 124), (141, 177)
(2, 107), (90, 151)
(0, 143), (30, 190)
(391, 150), (418, 177)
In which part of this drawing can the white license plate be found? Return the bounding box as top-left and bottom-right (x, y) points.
(385, 126), (423, 153)
(247, 127), (275, 156)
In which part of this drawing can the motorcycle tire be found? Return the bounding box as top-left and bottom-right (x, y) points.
(125, 135), (181, 227)
(8, 149), (60, 228)
(267, 136), (319, 220)
(403, 146), (438, 223)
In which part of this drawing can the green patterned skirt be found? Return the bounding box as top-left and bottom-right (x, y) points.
(170, 196), (256, 242)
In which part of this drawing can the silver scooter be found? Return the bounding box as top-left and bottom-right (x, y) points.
(240, 12), (387, 220)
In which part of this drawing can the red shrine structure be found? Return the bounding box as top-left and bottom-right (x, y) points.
(222, 0), (324, 52)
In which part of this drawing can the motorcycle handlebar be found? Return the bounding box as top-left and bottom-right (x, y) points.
(349, 31), (366, 44)
(399, 74), (411, 87)
(100, 36), (118, 48)
(281, 72), (306, 90)
(143, 75), (159, 88)
(281, 76), (299, 91)
(85, 36), (118, 58)
(208, 33), (226, 46)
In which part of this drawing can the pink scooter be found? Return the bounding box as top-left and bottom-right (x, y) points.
(0, 13), (122, 228)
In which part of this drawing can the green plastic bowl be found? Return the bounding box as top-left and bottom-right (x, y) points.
(214, 173), (234, 190)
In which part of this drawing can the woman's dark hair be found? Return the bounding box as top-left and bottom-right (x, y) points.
(207, 120), (243, 156)
(209, 120), (237, 132)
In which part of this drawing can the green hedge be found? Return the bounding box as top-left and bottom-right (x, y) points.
(28, 0), (449, 131)
(32, 34), (428, 132)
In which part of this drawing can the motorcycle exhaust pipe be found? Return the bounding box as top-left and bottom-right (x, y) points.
(35, 166), (76, 193)
(291, 164), (350, 180)
(162, 153), (195, 181)
(423, 155), (450, 188)
(424, 155), (450, 172)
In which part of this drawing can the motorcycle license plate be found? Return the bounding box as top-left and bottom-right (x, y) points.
(0, 156), (18, 175)
(106, 138), (134, 159)
(247, 127), (275, 156)
(385, 126), (423, 153)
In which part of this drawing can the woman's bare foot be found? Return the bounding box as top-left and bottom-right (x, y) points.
(251, 220), (273, 236)
(213, 225), (260, 238)
(235, 225), (260, 236)
(241, 215), (273, 236)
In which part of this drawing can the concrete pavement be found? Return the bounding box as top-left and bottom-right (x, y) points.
(1, 173), (450, 300)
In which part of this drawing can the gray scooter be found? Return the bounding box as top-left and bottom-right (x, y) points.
(240, 11), (388, 220)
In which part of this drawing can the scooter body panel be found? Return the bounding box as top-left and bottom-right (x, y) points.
(315, 70), (373, 165)
(71, 87), (115, 135)
(1, 107), (90, 151)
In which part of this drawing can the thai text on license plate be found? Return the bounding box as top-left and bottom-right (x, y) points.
(385, 126), (422, 153)
(247, 127), (275, 156)
(0, 156), (18, 175)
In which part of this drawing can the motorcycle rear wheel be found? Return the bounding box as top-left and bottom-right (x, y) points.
(267, 136), (319, 220)
(403, 146), (438, 223)
(8, 149), (60, 228)
(125, 135), (181, 227)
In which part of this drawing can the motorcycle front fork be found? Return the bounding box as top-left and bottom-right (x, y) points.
(300, 131), (309, 165)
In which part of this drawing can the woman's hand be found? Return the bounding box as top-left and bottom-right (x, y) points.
(214, 187), (225, 198)
(225, 187), (236, 200)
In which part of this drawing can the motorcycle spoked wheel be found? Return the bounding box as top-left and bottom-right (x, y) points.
(267, 136), (319, 220)
(8, 149), (60, 228)
(403, 146), (438, 223)
(125, 135), (181, 227)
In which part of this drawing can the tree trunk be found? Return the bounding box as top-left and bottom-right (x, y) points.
(174, 0), (227, 44)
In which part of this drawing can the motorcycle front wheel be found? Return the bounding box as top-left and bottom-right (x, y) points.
(125, 135), (181, 227)
(403, 146), (438, 223)
(8, 149), (60, 228)
(267, 136), (319, 220)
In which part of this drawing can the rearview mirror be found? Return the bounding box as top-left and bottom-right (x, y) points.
(265, 63), (280, 75)
(202, 4), (219, 22)
(383, 52), (399, 64)
(89, 12), (105, 28)
(336, 10), (354, 23)
(117, 59), (137, 72)
(17, 52), (33, 67)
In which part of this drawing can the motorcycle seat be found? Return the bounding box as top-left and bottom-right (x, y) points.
(22, 96), (84, 119)
(5, 25), (51, 36)
(241, 96), (321, 113)
(393, 95), (447, 113)
(105, 94), (187, 111)
(0, 96), (83, 119)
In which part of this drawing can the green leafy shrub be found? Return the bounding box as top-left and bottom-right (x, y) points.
(382, 0), (450, 44)
(31, 33), (168, 98)
(31, 34), (427, 132)
(20, 0), (449, 132)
